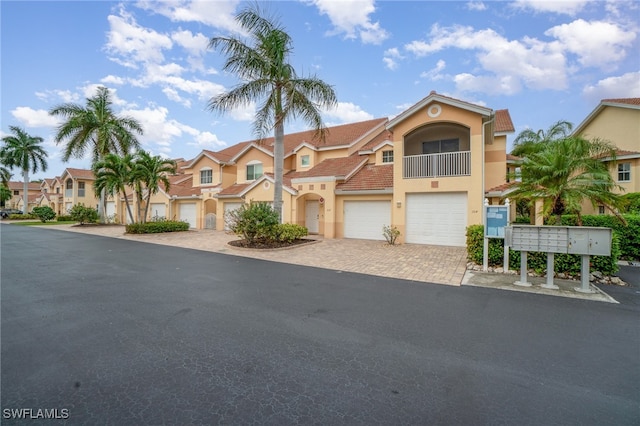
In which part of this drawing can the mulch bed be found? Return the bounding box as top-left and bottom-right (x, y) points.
(228, 238), (315, 249)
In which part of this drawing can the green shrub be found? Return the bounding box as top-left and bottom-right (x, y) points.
(514, 216), (531, 224)
(57, 215), (73, 222)
(226, 202), (279, 243)
(272, 223), (308, 242)
(69, 204), (98, 225)
(125, 220), (189, 234)
(620, 192), (640, 214)
(32, 206), (56, 223)
(8, 214), (37, 220)
(382, 225), (401, 245)
(466, 224), (621, 275)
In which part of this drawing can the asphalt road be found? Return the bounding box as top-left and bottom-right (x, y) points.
(2, 225), (639, 425)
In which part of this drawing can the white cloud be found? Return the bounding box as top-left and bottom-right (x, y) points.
(188, 131), (226, 148)
(583, 71), (640, 101)
(309, 0), (389, 45)
(105, 7), (173, 68)
(420, 60), (446, 81)
(171, 29), (209, 56)
(101, 75), (126, 85)
(323, 101), (374, 123)
(11, 107), (58, 128)
(466, 1), (487, 11)
(405, 24), (568, 93)
(135, 0), (242, 33)
(512, 0), (590, 16)
(545, 19), (636, 69)
(383, 47), (403, 70)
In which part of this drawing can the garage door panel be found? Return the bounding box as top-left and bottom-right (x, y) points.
(224, 202), (242, 231)
(344, 201), (391, 241)
(406, 193), (467, 246)
(179, 203), (197, 228)
(150, 203), (166, 219)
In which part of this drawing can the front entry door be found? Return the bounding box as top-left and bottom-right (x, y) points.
(305, 200), (319, 234)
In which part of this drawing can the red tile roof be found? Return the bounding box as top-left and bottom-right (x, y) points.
(601, 98), (640, 106)
(336, 164), (393, 191)
(291, 155), (367, 179)
(239, 118), (388, 156)
(217, 182), (251, 196)
(166, 175), (201, 197)
(485, 182), (516, 194)
(7, 181), (41, 191)
(63, 168), (95, 180)
(495, 109), (515, 133)
(359, 129), (393, 151)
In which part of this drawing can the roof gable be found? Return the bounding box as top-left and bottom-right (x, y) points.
(574, 98), (640, 135)
(387, 90), (493, 130)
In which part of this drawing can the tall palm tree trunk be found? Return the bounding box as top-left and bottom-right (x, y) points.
(273, 122), (285, 223)
(99, 187), (107, 223)
(22, 169), (29, 213)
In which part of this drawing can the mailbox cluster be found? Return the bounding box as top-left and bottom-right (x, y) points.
(506, 225), (612, 256)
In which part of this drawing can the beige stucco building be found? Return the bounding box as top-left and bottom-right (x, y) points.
(573, 98), (640, 214)
(142, 91), (514, 247)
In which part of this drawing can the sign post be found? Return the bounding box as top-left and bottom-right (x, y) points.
(483, 199), (510, 272)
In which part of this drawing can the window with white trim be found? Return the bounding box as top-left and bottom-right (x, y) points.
(382, 150), (394, 163)
(618, 162), (631, 182)
(78, 181), (85, 197)
(246, 162), (263, 181)
(301, 155), (310, 167)
(200, 168), (213, 184)
(598, 206), (606, 215)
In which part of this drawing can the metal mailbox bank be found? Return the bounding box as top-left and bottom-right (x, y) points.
(506, 225), (612, 293)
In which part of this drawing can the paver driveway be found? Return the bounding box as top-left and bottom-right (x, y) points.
(54, 224), (469, 285)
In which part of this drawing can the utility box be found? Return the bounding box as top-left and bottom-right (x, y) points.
(567, 227), (612, 256)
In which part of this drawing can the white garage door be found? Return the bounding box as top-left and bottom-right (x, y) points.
(149, 203), (166, 220)
(179, 203), (197, 228)
(106, 201), (116, 217)
(406, 192), (467, 246)
(224, 202), (243, 231)
(343, 201), (391, 241)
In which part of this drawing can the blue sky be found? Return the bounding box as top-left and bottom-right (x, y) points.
(2, 0), (639, 180)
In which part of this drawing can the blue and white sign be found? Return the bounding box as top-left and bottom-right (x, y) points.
(485, 205), (509, 238)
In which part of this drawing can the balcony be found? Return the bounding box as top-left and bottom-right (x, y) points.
(403, 151), (471, 179)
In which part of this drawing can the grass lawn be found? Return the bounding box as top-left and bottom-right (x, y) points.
(9, 221), (76, 226)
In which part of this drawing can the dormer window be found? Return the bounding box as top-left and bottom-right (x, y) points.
(301, 155), (310, 167)
(382, 150), (394, 163)
(246, 161), (263, 181)
(200, 168), (213, 184)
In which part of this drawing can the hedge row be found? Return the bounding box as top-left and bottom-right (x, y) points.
(125, 220), (190, 234)
(466, 222), (623, 276)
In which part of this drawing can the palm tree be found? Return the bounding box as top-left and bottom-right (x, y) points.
(508, 136), (624, 225)
(0, 185), (11, 208)
(49, 86), (143, 222)
(511, 120), (573, 157)
(0, 126), (48, 213)
(0, 164), (12, 187)
(132, 151), (176, 223)
(92, 153), (136, 224)
(207, 4), (337, 220)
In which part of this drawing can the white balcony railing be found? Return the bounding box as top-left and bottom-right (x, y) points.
(403, 151), (471, 178)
